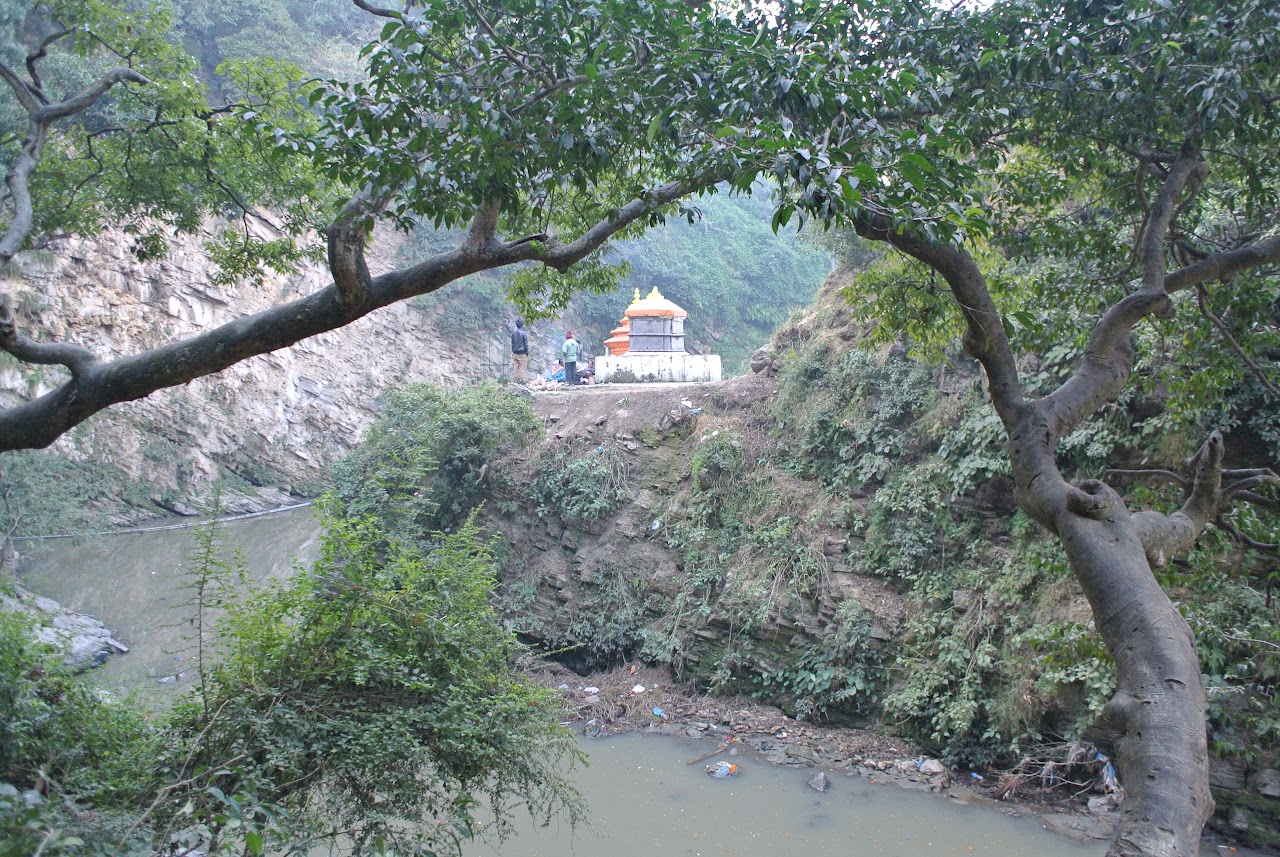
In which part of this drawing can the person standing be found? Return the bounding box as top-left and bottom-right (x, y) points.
(510, 318), (529, 384)
(561, 330), (581, 387)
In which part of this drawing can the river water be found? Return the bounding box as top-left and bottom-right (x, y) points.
(21, 507), (1106, 857)
(464, 731), (1107, 857)
(19, 504), (325, 702)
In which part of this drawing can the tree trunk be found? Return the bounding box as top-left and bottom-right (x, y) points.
(1055, 492), (1213, 857)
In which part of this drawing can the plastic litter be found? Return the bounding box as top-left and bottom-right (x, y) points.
(650, 519), (662, 532)
(652, 706), (668, 720)
(969, 772), (984, 781)
(630, 684), (646, 694)
(1097, 753), (1120, 794)
(583, 686), (600, 694)
(706, 761), (740, 778)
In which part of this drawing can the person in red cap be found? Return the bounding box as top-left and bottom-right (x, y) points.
(561, 330), (581, 386)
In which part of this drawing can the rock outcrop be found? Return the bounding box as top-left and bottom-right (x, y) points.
(2, 226), (499, 506)
(1, 586), (128, 671)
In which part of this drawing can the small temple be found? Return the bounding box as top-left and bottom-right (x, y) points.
(595, 287), (722, 383)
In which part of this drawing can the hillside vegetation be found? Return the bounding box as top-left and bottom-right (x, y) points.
(313, 259), (1280, 847)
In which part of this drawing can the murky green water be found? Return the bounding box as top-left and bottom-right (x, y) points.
(18, 505), (323, 702)
(23, 508), (1106, 856)
(464, 732), (1106, 857)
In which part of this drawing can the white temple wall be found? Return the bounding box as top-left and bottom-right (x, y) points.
(596, 353), (722, 383)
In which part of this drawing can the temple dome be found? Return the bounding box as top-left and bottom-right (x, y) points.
(624, 286), (687, 319)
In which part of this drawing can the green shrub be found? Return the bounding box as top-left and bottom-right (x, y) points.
(0, 610), (156, 854)
(754, 601), (886, 721)
(775, 349), (935, 492)
(160, 505), (582, 856)
(332, 381), (538, 543)
(529, 443), (629, 523)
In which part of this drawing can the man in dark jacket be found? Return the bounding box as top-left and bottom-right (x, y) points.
(511, 318), (529, 384)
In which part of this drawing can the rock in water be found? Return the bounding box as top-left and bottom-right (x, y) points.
(808, 771), (830, 793)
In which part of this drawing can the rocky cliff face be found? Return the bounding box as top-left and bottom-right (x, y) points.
(2, 228), (496, 512)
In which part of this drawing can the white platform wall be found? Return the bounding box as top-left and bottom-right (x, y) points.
(596, 353), (722, 383)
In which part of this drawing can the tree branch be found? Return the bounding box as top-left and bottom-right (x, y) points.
(1131, 432), (1224, 567)
(1138, 144), (1202, 291)
(850, 210), (1024, 423)
(536, 173), (721, 272)
(0, 298), (98, 379)
(1166, 234), (1280, 293)
(1042, 290), (1166, 443)
(0, 62), (41, 113)
(34, 68), (150, 124)
(1215, 517), (1279, 554)
(351, 0), (400, 19)
(0, 175), (716, 451)
(1037, 142), (1218, 444)
(1223, 472), (1279, 502)
(1103, 468), (1187, 488)
(465, 197), (503, 253)
(1, 66), (151, 261)
(1230, 490), (1279, 513)
(325, 193), (378, 309)
(1196, 284), (1280, 398)
(26, 26), (73, 96)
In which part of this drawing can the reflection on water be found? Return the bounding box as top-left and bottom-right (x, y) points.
(25, 510), (1106, 857)
(465, 732), (1107, 857)
(19, 505), (323, 702)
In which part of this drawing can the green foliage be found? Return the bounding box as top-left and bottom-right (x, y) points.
(162, 507), (582, 855)
(0, 450), (135, 545)
(0, 784), (90, 857)
(1164, 536), (1280, 765)
(936, 403), (1009, 497)
(776, 348), (936, 493)
(755, 601), (886, 721)
(178, 503), (249, 720)
(169, 0), (376, 88)
(690, 430), (747, 493)
(529, 444), (629, 524)
(861, 461), (977, 592)
(0, 610), (156, 853)
(332, 382), (538, 543)
(6, 1), (340, 282)
(649, 430), (839, 698)
(561, 562), (659, 667)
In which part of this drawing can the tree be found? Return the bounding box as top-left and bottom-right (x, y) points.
(0, 0), (814, 450)
(753, 1), (1279, 854)
(4, 1), (1279, 854)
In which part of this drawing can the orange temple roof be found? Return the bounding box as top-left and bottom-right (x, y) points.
(624, 286), (687, 319)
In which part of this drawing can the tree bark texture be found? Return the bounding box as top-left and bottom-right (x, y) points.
(852, 183), (1242, 854)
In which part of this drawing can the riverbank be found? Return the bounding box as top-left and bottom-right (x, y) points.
(527, 659), (1280, 855)
(523, 658), (1133, 844)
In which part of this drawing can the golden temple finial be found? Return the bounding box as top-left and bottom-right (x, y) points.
(631, 288), (641, 303)
(647, 286), (663, 300)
